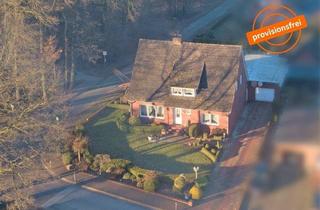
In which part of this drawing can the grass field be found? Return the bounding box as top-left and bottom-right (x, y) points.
(85, 104), (213, 179)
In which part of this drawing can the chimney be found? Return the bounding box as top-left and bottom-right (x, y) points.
(172, 36), (182, 45)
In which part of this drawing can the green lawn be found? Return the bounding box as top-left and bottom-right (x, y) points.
(85, 104), (213, 179)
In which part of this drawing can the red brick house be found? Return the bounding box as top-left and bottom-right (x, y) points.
(125, 38), (248, 134)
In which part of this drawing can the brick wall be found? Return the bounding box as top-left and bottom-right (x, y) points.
(131, 101), (229, 132)
(228, 57), (248, 133)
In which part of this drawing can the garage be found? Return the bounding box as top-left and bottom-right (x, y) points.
(245, 54), (288, 103)
(255, 87), (275, 102)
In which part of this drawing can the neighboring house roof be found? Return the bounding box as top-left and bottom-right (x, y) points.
(245, 54), (288, 86)
(126, 39), (244, 112)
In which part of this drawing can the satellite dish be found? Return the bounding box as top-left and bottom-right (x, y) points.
(258, 81), (263, 87)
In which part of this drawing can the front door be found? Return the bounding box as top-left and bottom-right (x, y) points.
(174, 108), (182, 124)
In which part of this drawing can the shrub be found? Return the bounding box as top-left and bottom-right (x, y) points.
(130, 174), (137, 182)
(143, 174), (160, 192)
(92, 154), (111, 170)
(74, 123), (85, 136)
(136, 179), (144, 188)
(201, 125), (210, 138)
(189, 184), (203, 200)
(173, 174), (186, 192)
(122, 172), (131, 180)
(211, 128), (226, 136)
(213, 135), (223, 141)
(195, 176), (209, 188)
(62, 152), (73, 165)
(144, 179), (159, 192)
(83, 150), (94, 165)
(200, 147), (216, 163)
(128, 166), (152, 179)
(128, 116), (141, 126)
(188, 124), (201, 138)
(107, 159), (132, 169)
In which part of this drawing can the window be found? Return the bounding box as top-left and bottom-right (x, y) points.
(140, 105), (164, 119)
(147, 106), (156, 117)
(171, 87), (196, 97)
(239, 75), (243, 85)
(183, 88), (195, 97)
(140, 105), (147, 116)
(171, 87), (182, 96)
(201, 113), (219, 125)
(156, 106), (164, 118)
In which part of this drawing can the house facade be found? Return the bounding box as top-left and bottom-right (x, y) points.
(126, 38), (248, 134)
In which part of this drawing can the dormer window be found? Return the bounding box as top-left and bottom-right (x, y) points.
(171, 87), (196, 97)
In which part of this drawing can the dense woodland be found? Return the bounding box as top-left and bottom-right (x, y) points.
(0, 0), (213, 209)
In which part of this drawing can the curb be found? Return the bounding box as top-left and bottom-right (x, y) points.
(41, 160), (190, 209)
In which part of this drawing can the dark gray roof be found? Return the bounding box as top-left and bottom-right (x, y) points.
(126, 39), (243, 112)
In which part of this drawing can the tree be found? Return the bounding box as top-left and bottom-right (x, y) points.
(0, 1), (69, 208)
(72, 136), (88, 163)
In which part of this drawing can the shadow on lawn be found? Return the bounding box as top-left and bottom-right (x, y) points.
(85, 107), (212, 176)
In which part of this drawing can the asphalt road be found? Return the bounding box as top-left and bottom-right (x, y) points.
(36, 185), (148, 210)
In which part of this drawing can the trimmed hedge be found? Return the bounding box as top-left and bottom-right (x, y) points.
(128, 166), (152, 179)
(188, 124), (201, 138)
(189, 184), (203, 200)
(173, 174), (186, 192)
(143, 173), (160, 192)
(200, 147), (217, 163)
(122, 172), (131, 180)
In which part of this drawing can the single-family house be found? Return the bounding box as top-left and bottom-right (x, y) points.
(125, 37), (248, 134)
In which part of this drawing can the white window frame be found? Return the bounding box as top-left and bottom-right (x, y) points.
(140, 104), (164, 119)
(171, 87), (183, 96)
(171, 87), (196, 97)
(201, 113), (219, 126)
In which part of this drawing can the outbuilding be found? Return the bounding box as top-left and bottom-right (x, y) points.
(245, 54), (288, 102)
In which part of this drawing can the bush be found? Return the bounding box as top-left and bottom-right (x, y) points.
(213, 135), (223, 141)
(62, 152), (73, 165)
(122, 172), (131, 180)
(83, 150), (94, 165)
(173, 174), (186, 192)
(144, 178), (159, 192)
(211, 128), (226, 136)
(188, 124), (201, 138)
(143, 173), (160, 192)
(128, 116), (141, 126)
(201, 125), (210, 138)
(200, 147), (216, 163)
(136, 179), (144, 188)
(92, 154), (111, 170)
(128, 166), (152, 179)
(74, 123), (85, 136)
(189, 184), (203, 200)
(195, 176), (209, 188)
